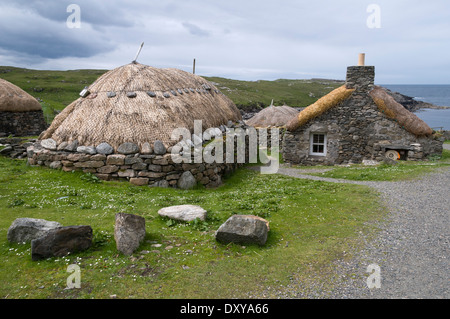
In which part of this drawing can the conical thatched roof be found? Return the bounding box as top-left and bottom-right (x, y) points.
(0, 78), (42, 112)
(286, 85), (432, 137)
(40, 62), (242, 149)
(246, 103), (299, 128)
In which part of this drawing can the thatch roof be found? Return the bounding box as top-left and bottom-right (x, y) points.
(0, 78), (42, 112)
(286, 84), (432, 137)
(246, 103), (299, 128)
(286, 85), (354, 131)
(40, 62), (242, 149)
(369, 86), (432, 136)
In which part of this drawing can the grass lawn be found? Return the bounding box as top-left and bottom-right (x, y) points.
(0, 156), (386, 299)
(296, 149), (450, 181)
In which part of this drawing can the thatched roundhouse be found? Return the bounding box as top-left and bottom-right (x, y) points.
(246, 102), (299, 128)
(0, 78), (47, 136)
(40, 62), (242, 150)
(28, 62), (244, 188)
(283, 61), (443, 165)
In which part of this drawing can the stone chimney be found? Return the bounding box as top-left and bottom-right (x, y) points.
(345, 53), (374, 92)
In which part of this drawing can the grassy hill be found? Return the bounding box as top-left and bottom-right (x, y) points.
(0, 65), (342, 123)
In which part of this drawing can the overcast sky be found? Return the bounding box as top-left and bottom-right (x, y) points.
(0, 0), (449, 84)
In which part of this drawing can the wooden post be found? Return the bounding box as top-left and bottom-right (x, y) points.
(193, 58), (196, 74)
(358, 53), (365, 66)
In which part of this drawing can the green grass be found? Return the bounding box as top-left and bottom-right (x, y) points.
(300, 150), (450, 181)
(206, 77), (341, 109)
(1, 66), (340, 124)
(0, 156), (386, 299)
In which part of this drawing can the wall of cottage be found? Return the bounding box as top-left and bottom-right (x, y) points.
(0, 111), (48, 137)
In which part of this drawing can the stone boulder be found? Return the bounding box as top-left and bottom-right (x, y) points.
(153, 140), (166, 155)
(7, 218), (62, 243)
(96, 142), (114, 155)
(117, 142), (139, 155)
(177, 171), (196, 189)
(41, 139), (57, 151)
(31, 226), (93, 261)
(158, 205), (207, 222)
(215, 215), (269, 246)
(77, 146), (97, 155)
(114, 213), (146, 255)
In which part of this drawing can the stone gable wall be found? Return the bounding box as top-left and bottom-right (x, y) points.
(0, 111), (48, 137)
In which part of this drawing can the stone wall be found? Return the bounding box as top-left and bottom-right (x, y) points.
(27, 139), (246, 189)
(0, 111), (48, 137)
(345, 66), (375, 93)
(0, 137), (36, 159)
(283, 66), (443, 165)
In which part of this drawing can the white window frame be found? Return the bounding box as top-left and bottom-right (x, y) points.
(309, 133), (327, 156)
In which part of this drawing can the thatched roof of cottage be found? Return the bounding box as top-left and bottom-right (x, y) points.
(0, 78), (42, 112)
(40, 62), (242, 149)
(286, 85), (354, 131)
(286, 84), (432, 137)
(246, 103), (299, 128)
(369, 86), (432, 136)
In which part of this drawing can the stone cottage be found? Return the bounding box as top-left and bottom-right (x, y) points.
(283, 57), (443, 165)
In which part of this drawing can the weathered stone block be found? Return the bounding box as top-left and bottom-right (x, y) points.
(77, 146), (97, 155)
(74, 161), (104, 168)
(138, 171), (165, 179)
(158, 205), (207, 222)
(117, 142), (139, 155)
(97, 165), (119, 174)
(132, 162), (147, 170)
(31, 226), (93, 260)
(215, 215), (269, 246)
(7, 218), (62, 243)
(96, 142), (114, 155)
(106, 154), (126, 165)
(114, 213), (146, 255)
(118, 169), (135, 178)
(177, 171), (196, 189)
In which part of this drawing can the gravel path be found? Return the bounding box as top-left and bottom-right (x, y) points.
(274, 164), (450, 299)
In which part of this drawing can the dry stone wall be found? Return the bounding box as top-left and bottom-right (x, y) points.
(0, 110), (48, 137)
(25, 122), (259, 188)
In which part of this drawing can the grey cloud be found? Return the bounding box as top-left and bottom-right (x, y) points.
(182, 22), (210, 37)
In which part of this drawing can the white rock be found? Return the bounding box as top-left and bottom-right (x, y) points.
(41, 139), (57, 150)
(158, 205), (207, 222)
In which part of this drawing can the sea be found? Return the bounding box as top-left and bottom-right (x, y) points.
(382, 84), (450, 130)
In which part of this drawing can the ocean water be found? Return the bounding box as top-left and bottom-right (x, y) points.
(382, 84), (450, 130)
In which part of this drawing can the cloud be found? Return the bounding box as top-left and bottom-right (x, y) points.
(0, 0), (449, 83)
(182, 22), (210, 37)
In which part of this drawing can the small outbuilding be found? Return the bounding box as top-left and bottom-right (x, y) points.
(0, 78), (47, 136)
(246, 101), (299, 128)
(283, 56), (443, 165)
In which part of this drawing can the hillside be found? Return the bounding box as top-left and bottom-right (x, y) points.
(0, 66), (341, 124)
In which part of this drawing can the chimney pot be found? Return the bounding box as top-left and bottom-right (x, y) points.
(358, 53), (365, 66)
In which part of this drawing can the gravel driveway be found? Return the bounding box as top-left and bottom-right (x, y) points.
(274, 164), (450, 299)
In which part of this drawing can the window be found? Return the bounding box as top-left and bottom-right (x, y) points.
(310, 133), (327, 156)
